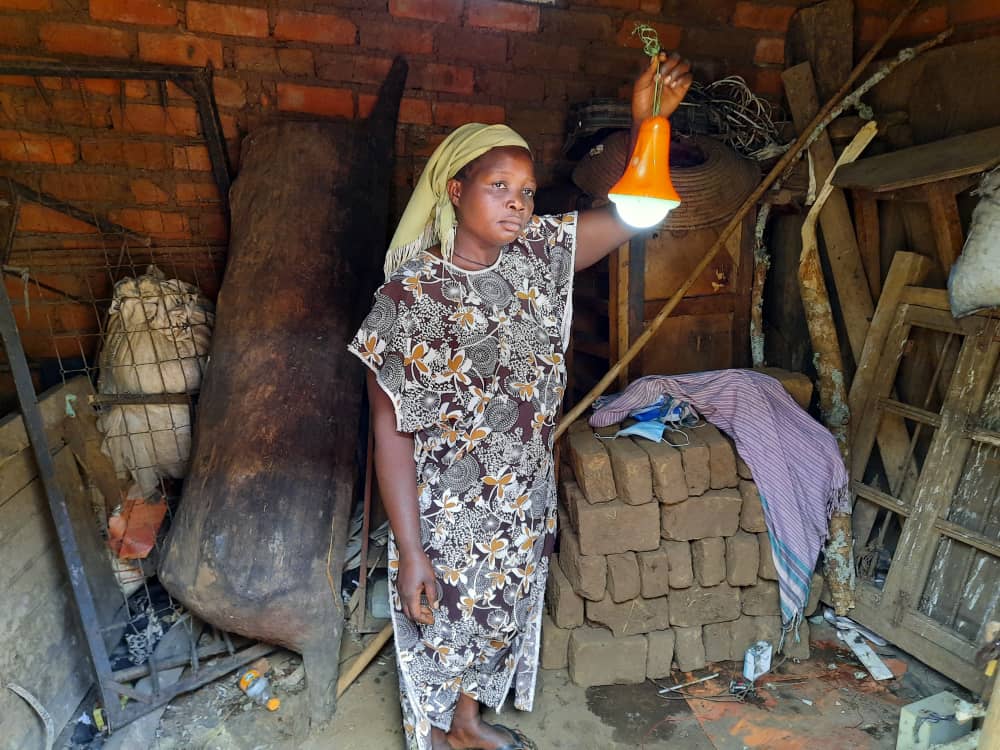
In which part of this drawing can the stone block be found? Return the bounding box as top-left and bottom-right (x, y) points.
(729, 616), (758, 661)
(547, 554), (584, 628)
(673, 626), (706, 672)
(636, 439), (687, 505)
(738, 480), (767, 533)
(692, 537), (726, 586)
(587, 594), (670, 636)
(578, 498), (660, 556)
(758, 533), (778, 580)
(559, 523), (606, 601)
(661, 489), (742, 541)
(568, 626), (647, 686)
(646, 628), (676, 679)
(605, 437), (653, 505)
(669, 584), (741, 627)
(755, 615), (782, 646)
(726, 531), (760, 586)
(676, 429), (710, 496)
(700, 423), (738, 490)
(540, 613), (571, 670)
(558, 478), (586, 531)
(756, 367), (813, 409)
(783, 618), (810, 660)
(737, 455), (753, 480)
(805, 572), (823, 616)
(742, 580), (780, 616)
(665, 540), (694, 589)
(702, 621), (732, 663)
(567, 429), (616, 503)
(637, 546), (670, 598)
(606, 552), (641, 603)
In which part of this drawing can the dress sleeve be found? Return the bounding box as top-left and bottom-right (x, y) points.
(347, 277), (432, 434)
(532, 211), (578, 349)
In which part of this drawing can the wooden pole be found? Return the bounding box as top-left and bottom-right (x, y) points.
(336, 623), (394, 698)
(555, 0), (920, 439)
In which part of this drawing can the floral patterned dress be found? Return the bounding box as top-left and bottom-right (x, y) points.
(348, 213), (577, 750)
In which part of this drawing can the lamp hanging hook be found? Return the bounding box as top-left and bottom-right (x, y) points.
(632, 23), (664, 117)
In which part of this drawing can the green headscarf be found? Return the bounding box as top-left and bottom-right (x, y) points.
(384, 123), (531, 279)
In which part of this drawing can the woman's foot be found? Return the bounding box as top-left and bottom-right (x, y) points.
(446, 716), (522, 750)
(431, 727), (453, 750)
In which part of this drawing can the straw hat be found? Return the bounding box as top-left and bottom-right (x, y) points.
(572, 131), (760, 230)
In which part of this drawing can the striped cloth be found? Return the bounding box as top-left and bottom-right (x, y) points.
(590, 369), (850, 627)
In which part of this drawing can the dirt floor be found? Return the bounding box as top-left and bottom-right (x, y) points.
(63, 620), (965, 750)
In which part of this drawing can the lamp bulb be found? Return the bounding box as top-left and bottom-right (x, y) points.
(608, 194), (678, 229)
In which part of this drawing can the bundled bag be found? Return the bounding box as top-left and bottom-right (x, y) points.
(949, 166), (1000, 318)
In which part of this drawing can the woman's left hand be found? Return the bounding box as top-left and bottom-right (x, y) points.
(632, 51), (692, 122)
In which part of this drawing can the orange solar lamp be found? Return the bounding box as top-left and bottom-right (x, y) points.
(608, 26), (682, 228)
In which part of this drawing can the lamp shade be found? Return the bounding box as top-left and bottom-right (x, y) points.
(608, 115), (681, 228)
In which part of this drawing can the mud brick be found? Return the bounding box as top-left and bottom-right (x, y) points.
(676, 429), (710, 495)
(665, 541), (694, 589)
(606, 552), (641, 603)
(783, 618), (810, 660)
(559, 479), (587, 531)
(578, 498), (660, 556)
(558, 524), (606, 601)
(661, 489), (742, 541)
(692, 538), (726, 587)
(702, 621), (732, 663)
(669, 584), (740, 627)
(758, 533), (778, 580)
(729, 616), (758, 661)
(726, 532), (760, 586)
(739, 480), (767, 533)
(755, 615), (783, 646)
(568, 626), (647, 686)
(540, 613), (571, 669)
(637, 546), (669, 598)
(636, 439), (687, 505)
(605, 437), (653, 505)
(737, 455), (753, 480)
(567, 429), (616, 503)
(547, 555), (584, 628)
(757, 367), (813, 409)
(587, 594), (670, 636)
(742, 580), (780, 616)
(805, 572), (824, 616)
(646, 628), (676, 679)
(673, 626), (707, 672)
(699, 424), (738, 489)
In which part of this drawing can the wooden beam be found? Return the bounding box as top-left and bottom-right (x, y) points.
(783, 62), (875, 360)
(853, 191), (882, 299)
(923, 182), (965, 274)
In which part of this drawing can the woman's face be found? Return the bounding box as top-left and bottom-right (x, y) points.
(448, 146), (536, 251)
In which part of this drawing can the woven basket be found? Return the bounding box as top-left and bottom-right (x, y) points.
(572, 131), (760, 231)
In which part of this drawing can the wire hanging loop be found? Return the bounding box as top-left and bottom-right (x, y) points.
(632, 23), (663, 117)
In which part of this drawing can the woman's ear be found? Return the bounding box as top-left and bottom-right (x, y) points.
(446, 177), (462, 208)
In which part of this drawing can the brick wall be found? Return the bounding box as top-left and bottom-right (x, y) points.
(0, 0), (995, 363)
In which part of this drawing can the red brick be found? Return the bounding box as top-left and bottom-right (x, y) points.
(616, 19), (682, 51)
(90, 0), (177, 26)
(173, 144), (212, 171)
(40, 172), (129, 204)
(467, 1), (540, 33)
(436, 28), (507, 66)
(81, 138), (169, 168)
(858, 14), (889, 43)
(113, 103), (200, 136)
(951, 0), (1000, 25)
(0, 129), (76, 163)
(234, 45), (279, 72)
(187, 2), (268, 38)
(138, 32), (223, 67)
(541, 9), (614, 40)
(409, 61), (474, 95)
(0, 0), (50, 9)
(732, 2), (795, 31)
(753, 67), (784, 98)
(316, 52), (393, 85)
(359, 18), (433, 55)
(273, 10), (356, 45)
(278, 49), (314, 76)
(477, 69), (545, 103)
(510, 38), (579, 74)
(754, 36), (784, 65)
(277, 82), (354, 118)
(130, 178), (169, 204)
(900, 4), (948, 34)
(212, 76), (246, 108)
(433, 101), (505, 128)
(175, 181), (220, 204)
(399, 96), (433, 125)
(195, 210), (227, 241)
(389, 0), (462, 23)
(111, 208), (190, 238)
(40, 22), (132, 58)
(0, 16), (35, 47)
(18, 203), (96, 234)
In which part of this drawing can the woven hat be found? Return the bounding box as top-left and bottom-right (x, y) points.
(572, 131), (760, 230)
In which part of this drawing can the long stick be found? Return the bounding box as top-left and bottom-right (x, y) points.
(555, 0), (921, 439)
(336, 623), (394, 698)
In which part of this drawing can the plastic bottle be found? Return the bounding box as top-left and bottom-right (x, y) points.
(238, 668), (281, 711)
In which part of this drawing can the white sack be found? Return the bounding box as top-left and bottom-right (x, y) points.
(949, 166), (1000, 318)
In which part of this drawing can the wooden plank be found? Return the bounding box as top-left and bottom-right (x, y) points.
(0, 376), (93, 463)
(923, 183), (965, 274)
(609, 245), (625, 389)
(853, 191), (882, 299)
(832, 125), (1000, 193)
(782, 62), (875, 360)
(785, 0), (853, 102)
(900, 286), (950, 310)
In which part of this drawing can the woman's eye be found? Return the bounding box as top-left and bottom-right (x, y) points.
(523, 188), (535, 198)
(493, 181), (506, 189)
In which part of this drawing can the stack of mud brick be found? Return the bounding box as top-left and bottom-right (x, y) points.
(543, 419), (812, 687)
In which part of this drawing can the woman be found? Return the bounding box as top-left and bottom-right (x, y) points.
(349, 52), (692, 750)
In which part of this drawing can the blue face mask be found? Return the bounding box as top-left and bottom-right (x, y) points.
(595, 421), (692, 446)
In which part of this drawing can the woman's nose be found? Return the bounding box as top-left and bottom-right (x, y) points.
(508, 194), (525, 211)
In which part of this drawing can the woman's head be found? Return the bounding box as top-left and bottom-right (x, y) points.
(447, 145), (536, 251)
